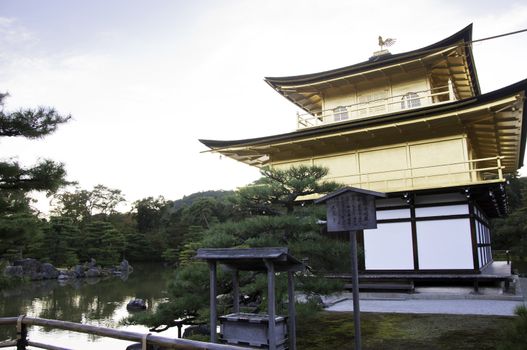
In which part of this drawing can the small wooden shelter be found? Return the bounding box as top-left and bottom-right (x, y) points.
(195, 247), (306, 350)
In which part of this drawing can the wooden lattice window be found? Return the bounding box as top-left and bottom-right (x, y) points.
(401, 92), (421, 109)
(333, 106), (349, 121)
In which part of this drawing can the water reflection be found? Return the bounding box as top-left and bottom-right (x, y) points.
(0, 263), (177, 349)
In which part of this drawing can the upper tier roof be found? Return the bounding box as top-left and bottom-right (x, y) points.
(264, 24), (480, 114)
(200, 78), (527, 173)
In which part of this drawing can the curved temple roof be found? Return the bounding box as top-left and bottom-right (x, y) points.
(200, 78), (527, 172)
(264, 24), (480, 114)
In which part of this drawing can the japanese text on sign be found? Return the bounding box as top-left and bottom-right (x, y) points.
(326, 192), (377, 231)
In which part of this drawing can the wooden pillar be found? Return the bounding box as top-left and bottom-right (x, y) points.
(473, 280), (479, 293)
(350, 230), (362, 350)
(468, 201), (480, 272)
(208, 261), (217, 343)
(287, 271), (297, 350)
(232, 270), (240, 313)
(264, 259), (277, 350)
(409, 197), (419, 271)
(16, 315), (27, 350)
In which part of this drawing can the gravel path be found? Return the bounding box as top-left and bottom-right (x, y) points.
(326, 298), (524, 316)
(322, 278), (527, 316)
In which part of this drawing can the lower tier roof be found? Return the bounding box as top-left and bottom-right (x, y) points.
(200, 79), (527, 174)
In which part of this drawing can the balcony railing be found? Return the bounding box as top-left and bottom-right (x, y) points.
(324, 156), (505, 193)
(297, 86), (454, 129)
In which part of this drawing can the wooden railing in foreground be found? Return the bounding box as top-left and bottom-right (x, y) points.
(0, 316), (250, 350)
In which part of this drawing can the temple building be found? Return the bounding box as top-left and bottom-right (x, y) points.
(200, 24), (526, 274)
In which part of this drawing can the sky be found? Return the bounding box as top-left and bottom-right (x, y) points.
(1, 0), (527, 213)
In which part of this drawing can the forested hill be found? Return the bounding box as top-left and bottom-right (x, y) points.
(172, 190), (235, 210)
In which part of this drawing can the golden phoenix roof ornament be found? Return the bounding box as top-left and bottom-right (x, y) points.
(378, 36), (396, 50)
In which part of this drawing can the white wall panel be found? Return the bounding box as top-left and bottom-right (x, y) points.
(416, 219), (473, 269)
(377, 209), (411, 220)
(364, 222), (414, 270)
(415, 204), (469, 217)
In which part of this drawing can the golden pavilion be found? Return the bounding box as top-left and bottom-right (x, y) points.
(200, 24), (526, 275)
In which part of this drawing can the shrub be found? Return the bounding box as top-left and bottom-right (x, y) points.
(498, 304), (527, 350)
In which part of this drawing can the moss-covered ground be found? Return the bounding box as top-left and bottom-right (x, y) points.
(296, 311), (514, 349)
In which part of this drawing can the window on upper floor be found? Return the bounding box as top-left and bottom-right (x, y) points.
(401, 92), (421, 110)
(333, 106), (349, 121)
(358, 88), (389, 117)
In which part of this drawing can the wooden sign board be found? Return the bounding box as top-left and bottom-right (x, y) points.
(326, 191), (377, 232)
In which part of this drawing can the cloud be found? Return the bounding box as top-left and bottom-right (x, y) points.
(0, 16), (34, 46)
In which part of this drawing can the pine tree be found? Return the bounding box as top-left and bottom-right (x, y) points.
(41, 217), (80, 267)
(238, 165), (341, 214)
(0, 93), (70, 259)
(0, 93), (70, 194)
(82, 221), (124, 266)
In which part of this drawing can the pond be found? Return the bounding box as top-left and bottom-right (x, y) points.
(0, 263), (179, 349)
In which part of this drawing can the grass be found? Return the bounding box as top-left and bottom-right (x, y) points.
(296, 311), (515, 350)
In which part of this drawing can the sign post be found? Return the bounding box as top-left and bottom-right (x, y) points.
(316, 187), (386, 350)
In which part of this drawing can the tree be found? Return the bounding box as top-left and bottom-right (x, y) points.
(238, 165), (341, 214)
(180, 197), (227, 228)
(128, 168), (345, 329)
(81, 221), (125, 266)
(41, 217), (80, 267)
(491, 175), (527, 256)
(0, 93), (71, 260)
(0, 213), (43, 260)
(132, 196), (168, 234)
(90, 184), (126, 216)
(52, 184), (125, 223)
(52, 189), (92, 222)
(0, 93), (70, 195)
(0, 159), (68, 193)
(0, 93), (71, 138)
(0, 189), (32, 215)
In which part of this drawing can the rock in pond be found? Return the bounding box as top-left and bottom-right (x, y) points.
(126, 298), (147, 311)
(182, 324), (210, 338)
(85, 268), (101, 278)
(3, 265), (24, 279)
(73, 264), (85, 278)
(41, 263), (59, 279)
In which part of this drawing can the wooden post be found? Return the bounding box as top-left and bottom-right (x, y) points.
(287, 271), (297, 350)
(497, 156), (503, 180)
(208, 261), (217, 343)
(473, 280), (479, 293)
(350, 230), (362, 350)
(264, 259), (276, 350)
(448, 77), (455, 101)
(16, 315), (27, 350)
(232, 270), (240, 314)
(16, 325), (27, 350)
